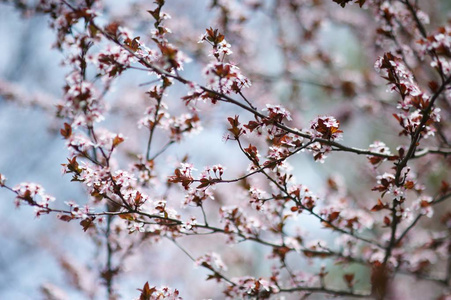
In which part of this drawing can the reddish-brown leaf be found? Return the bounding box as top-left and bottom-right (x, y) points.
(60, 123), (72, 139)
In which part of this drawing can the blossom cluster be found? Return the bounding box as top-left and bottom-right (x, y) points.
(375, 52), (440, 137)
(13, 183), (55, 216)
(136, 282), (182, 300)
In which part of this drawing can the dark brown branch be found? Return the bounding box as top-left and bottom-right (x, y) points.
(278, 286), (371, 298)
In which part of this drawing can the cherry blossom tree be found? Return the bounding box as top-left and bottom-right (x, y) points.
(1, 0), (451, 299)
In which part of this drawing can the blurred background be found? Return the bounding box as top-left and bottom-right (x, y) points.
(1, 0), (450, 299)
